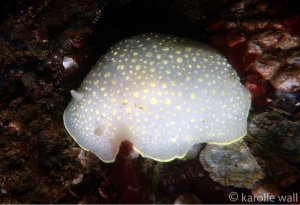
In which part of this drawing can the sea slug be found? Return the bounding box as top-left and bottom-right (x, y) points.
(63, 33), (251, 162)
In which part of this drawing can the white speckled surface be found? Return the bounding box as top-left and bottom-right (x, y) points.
(63, 33), (251, 162)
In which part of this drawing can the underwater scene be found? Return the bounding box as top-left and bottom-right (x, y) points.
(0, 0), (299, 203)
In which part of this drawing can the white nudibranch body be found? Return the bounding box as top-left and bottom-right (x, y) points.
(63, 33), (251, 163)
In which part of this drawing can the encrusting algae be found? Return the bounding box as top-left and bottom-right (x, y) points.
(200, 140), (265, 189)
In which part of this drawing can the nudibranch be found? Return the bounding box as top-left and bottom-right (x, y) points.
(63, 33), (251, 163)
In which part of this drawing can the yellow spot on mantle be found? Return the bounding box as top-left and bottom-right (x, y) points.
(163, 47), (169, 51)
(150, 97), (157, 104)
(94, 80), (99, 85)
(117, 65), (124, 70)
(190, 93), (196, 99)
(122, 98), (128, 105)
(133, 91), (139, 98)
(135, 65), (141, 70)
(126, 108), (132, 114)
(104, 72), (110, 78)
(146, 52), (153, 57)
(150, 82), (156, 87)
(110, 80), (116, 85)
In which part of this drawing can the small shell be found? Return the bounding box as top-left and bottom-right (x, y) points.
(62, 56), (78, 69)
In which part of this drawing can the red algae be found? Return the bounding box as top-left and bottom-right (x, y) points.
(283, 15), (300, 36)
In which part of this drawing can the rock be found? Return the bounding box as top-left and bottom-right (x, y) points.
(248, 111), (300, 163)
(251, 179), (279, 202)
